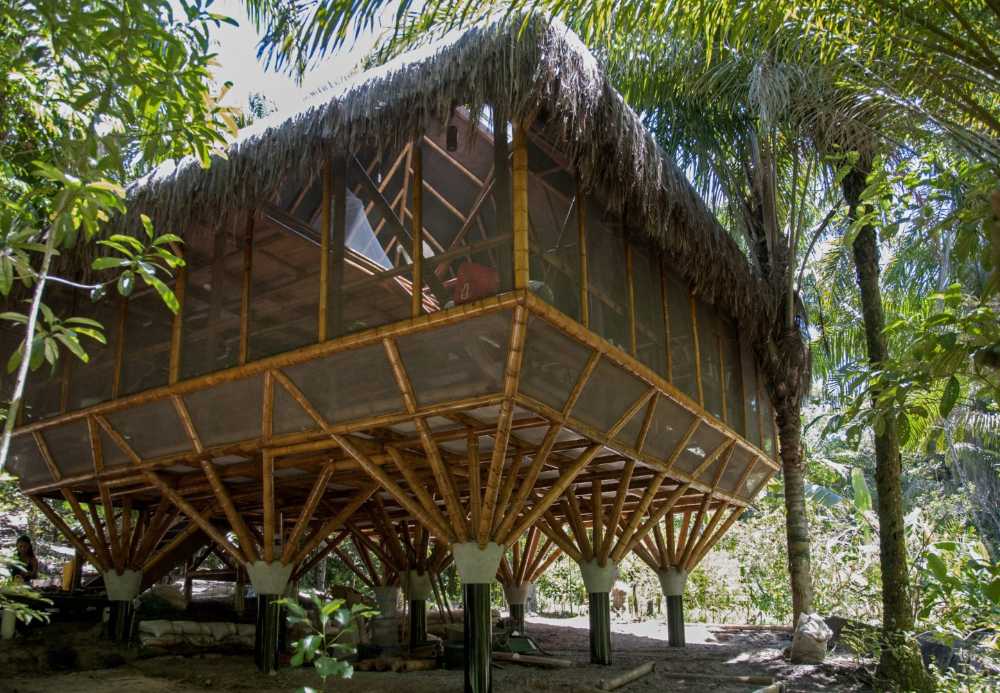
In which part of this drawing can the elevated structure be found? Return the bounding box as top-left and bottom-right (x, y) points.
(4, 15), (779, 691)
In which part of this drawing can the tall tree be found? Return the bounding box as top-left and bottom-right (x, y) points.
(0, 0), (235, 472)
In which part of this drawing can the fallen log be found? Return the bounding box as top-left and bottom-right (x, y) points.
(390, 657), (438, 672)
(598, 662), (655, 690)
(492, 652), (573, 668)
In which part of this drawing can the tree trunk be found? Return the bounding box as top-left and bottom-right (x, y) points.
(844, 168), (930, 691)
(775, 396), (812, 625)
(0, 227), (57, 473)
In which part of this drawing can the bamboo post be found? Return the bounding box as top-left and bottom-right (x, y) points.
(330, 156), (347, 337)
(599, 661), (655, 691)
(578, 182), (589, 327)
(411, 142), (424, 317)
(512, 122), (529, 290)
(467, 432), (481, 532)
(319, 161), (332, 341)
(690, 292), (704, 405)
(262, 450), (275, 562)
(239, 212), (254, 364)
(626, 243), (637, 356)
(660, 257), (673, 382)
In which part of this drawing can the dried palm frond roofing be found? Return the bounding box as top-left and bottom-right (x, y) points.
(121, 13), (775, 341)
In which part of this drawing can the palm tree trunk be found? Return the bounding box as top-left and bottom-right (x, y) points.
(775, 396), (812, 624)
(844, 168), (930, 691)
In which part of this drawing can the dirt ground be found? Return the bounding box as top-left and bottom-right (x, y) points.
(2, 615), (869, 692)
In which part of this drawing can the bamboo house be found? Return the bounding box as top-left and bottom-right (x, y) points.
(5, 15), (780, 691)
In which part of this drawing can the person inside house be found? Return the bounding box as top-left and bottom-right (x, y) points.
(10, 535), (39, 584)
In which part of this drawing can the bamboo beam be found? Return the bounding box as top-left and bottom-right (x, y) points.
(30, 496), (104, 570)
(281, 463), (335, 563)
(493, 451), (522, 537)
(60, 487), (112, 571)
(330, 156), (347, 336)
(292, 483), (378, 566)
(536, 514), (583, 563)
(480, 305), (527, 545)
(563, 492), (592, 560)
(467, 432), (481, 532)
(198, 460), (259, 562)
(599, 460), (634, 563)
(386, 447), (447, 534)
(143, 471), (245, 566)
(626, 482), (692, 556)
(505, 443), (601, 545)
(334, 547), (375, 588)
(143, 516), (204, 574)
(528, 543), (562, 582)
(610, 471), (668, 563)
(685, 502), (730, 571)
(494, 423), (560, 543)
(383, 338), (468, 541)
(666, 513), (676, 564)
(678, 494), (711, 569)
(111, 298), (126, 399)
(294, 528), (350, 581)
(608, 388), (656, 438)
(33, 431), (61, 482)
(331, 434), (453, 542)
(319, 161), (332, 341)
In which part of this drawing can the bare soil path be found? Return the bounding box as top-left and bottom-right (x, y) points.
(2, 616), (868, 692)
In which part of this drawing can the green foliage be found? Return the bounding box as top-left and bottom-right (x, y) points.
(279, 592), (378, 691)
(0, 0), (237, 470)
(0, 556), (52, 626)
(916, 538), (1000, 644)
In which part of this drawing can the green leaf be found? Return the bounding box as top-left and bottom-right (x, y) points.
(141, 274), (179, 313)
(92, 257), (131, 271)
(939, 375), (960, 417)
(851, 468), (872, 514)
(925, 553), (948, 581)
(117, 271), (135, 296)
(314, 655), (352, 680)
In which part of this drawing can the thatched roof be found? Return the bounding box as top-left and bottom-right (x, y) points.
(120, 13), (775, 342)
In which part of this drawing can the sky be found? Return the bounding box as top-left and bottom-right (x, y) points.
(208, 0), (388, 116)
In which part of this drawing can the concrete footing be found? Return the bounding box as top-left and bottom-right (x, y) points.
(578, 560), (617, 666)
(247, 562), (292, 673)
(658, 568), (687, 647)
(103, 570), (142, 643)
(453, 543), (503, 693)
(403, 570), (433, 601)
(503, 583), (532, 633)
